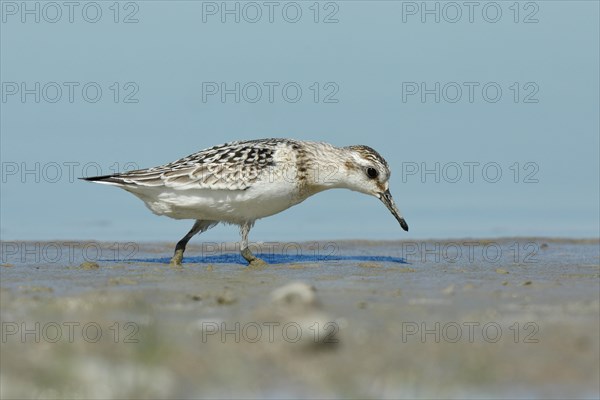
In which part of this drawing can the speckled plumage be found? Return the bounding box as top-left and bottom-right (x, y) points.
(90, 139), (293, 191)
(83, 138), (408, 266)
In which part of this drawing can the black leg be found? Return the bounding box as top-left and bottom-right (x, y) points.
(170, 220), (216, 266)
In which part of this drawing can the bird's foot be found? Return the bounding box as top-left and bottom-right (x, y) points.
(241, 248), (267, 269)
(248, 258), (267, 269)
(170, 249), (184, 267)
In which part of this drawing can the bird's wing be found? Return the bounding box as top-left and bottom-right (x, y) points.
(84, 139), (293, 191)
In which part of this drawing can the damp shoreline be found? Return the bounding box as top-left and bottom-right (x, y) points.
(1, 238), (599, 398)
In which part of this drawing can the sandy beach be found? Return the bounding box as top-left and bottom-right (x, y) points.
(1, 238), (598, 399)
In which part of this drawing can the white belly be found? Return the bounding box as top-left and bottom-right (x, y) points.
(125, 179), (304, 224)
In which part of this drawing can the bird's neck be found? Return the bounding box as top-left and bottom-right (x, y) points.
(297, 143), (354, 193)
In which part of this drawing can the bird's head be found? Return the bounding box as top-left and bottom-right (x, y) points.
(342, 145), (409, 232)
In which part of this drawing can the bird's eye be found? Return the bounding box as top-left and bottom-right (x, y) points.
(366, 167), (379, 179)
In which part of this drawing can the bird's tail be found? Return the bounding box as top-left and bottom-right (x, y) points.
(79, 174), (129, 186)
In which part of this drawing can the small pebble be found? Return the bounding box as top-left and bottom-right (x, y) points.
(522, 281), (533, 286)
(216, 288), (237, 305)
(79, 261), (100, 270)
(271, 282), (316, 307)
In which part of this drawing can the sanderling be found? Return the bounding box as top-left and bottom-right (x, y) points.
(82, 138), (409, 266)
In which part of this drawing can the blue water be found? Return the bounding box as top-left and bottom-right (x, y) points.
(126, 254), (408, 265)
(1, 2), (598, 242)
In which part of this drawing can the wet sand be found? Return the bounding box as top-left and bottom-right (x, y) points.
(1, 238), (599, 399)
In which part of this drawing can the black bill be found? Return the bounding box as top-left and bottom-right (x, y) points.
(379, 189), (409, 232)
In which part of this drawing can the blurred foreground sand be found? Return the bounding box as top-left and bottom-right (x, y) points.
(1, 238), (599, 399)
